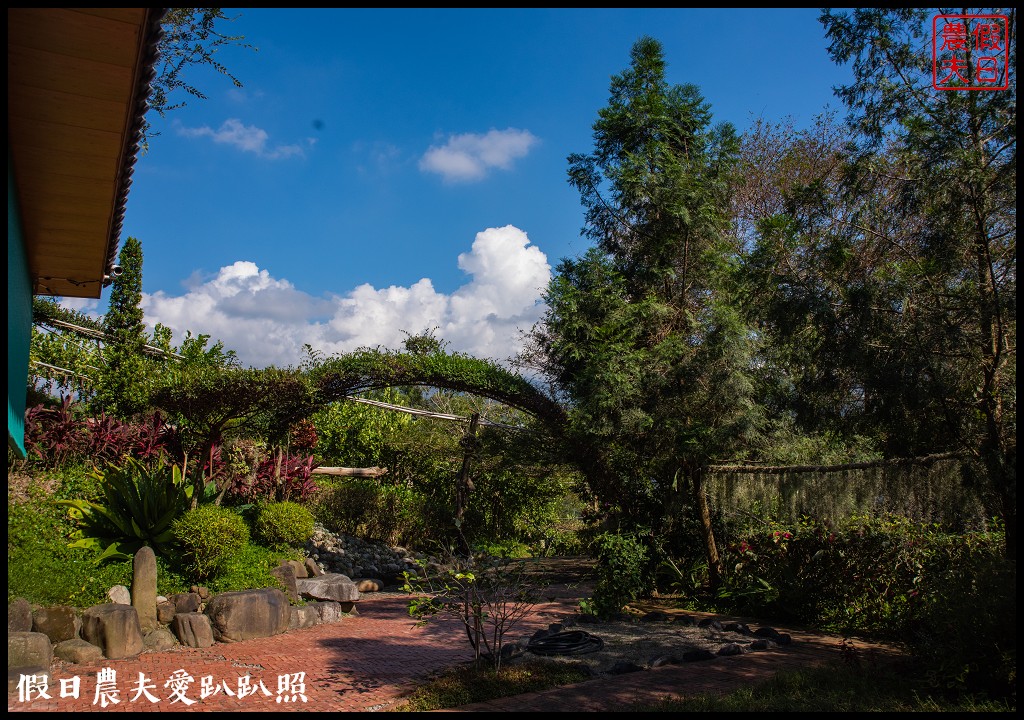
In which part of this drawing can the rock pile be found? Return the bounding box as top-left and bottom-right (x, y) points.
(304, 523), (426, 587)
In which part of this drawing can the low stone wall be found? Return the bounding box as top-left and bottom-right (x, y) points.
(7, 544), (368, 692)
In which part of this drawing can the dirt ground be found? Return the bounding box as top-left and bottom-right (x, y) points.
(483, 556), (776, 677)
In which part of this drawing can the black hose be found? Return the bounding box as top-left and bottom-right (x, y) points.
(527, 630), (605, 656)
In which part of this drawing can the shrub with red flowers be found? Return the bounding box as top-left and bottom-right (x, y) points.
(20, 398), (181, 470)
(226, 450), (319, 504)
(286, 419), (318, 454)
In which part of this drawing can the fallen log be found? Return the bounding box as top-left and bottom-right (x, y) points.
(312, 466), (388, 477)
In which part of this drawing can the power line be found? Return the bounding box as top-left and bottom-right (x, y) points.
(35, 317), (185, 360)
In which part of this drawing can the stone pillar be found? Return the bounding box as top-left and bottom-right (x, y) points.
(132, 545), (158, 632)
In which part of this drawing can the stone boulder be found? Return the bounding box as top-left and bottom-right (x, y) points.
(168, 592), (202, 614)
(32, 605), (79, 643)
(8, 632), (53, 673)
(157, 600), (177, 625)
(81, 604), (144, 659)
(171, 613), (215, 648)
(287, 559), (309, 579)
(271, 563), (299, 604)
(304, 558), (323, 577)
(53, 638), (105, 664)
(308, 600), (346, 624)
(143, 627), (178, 652)
(107, 585), (131, 605)
(8, 598), (33, 632)
(289, 605), (319, 630)
(132, 546), (159, 632)
(296, 573), (360, 607)
(205, 587), (291, 643)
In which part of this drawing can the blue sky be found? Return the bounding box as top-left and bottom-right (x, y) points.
(68, 8), (860, 369)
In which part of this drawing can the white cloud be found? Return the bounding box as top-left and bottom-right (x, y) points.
(177, 118), (305, 159)
(137, 226), (550, 368)
(419, 128), (538, 182)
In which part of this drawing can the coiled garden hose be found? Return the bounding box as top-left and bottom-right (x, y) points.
(527, 630), (605, 655)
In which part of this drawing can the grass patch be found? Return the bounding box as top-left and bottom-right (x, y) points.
(624, 660), (1015, 712)
(387, 659), (593, 711)
(386, 657), (1015, 712)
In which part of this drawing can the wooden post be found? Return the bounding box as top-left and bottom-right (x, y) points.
(455, 413), (480, 556)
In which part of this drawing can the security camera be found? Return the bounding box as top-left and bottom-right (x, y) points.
(109, 265), (124, 278)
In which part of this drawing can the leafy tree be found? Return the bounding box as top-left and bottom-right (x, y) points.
(814, 8), (1016, 558)
(93, 236), (149, 419)
(523, 37), (759, 587)
(733, 112), (898, 458)
(149, 365), (315, 506)
(142, 8), (256, 151)
(311, 389), (411, 468)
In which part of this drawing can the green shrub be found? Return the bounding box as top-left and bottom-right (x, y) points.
(907, 534), (1015, 700)
(708, 512), (1013, 702)
(310, 478), (425, 546)
(205, 542), (301, 595)
(589, 531), (652, 619)
(173, 504), (249, 580)
(254, 501), (316, 549)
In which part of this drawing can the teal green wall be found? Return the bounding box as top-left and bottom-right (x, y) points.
(8, 156), (31, 458)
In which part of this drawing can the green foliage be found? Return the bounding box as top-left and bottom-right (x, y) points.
(813, 9), (1016, 557)
(303, 345), (566, 429)
(150, 364), (314, 459)
(29, 298), (103, 403)
(310, 389), (410, 467)
(523, 37), (760, 594)
(172, 503), (250, 580)
(588, 531), (652, 619)
(703, 513), (1012, 697)
(630, 661), (1015, 713)
(253, 501), (315, 550)
(202, 541), (301, 595)
(906, 538), (1015, 700)
(8, 467), (190, 606)
(57, 455), (194, 563)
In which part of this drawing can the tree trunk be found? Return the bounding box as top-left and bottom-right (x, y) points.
(692, 467), (724, 590)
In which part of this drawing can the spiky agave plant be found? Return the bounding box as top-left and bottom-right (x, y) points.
(58, 454), (194, 563)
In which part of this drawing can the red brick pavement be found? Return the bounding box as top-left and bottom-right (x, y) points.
(8, 594), (905, 713)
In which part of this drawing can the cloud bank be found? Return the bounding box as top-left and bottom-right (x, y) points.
(136, 225), (550, 368)
(419, 128), (538, 182)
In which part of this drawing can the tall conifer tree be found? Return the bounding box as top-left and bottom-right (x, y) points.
(525, 37), (758, 586)
(95, 236), (149, 418)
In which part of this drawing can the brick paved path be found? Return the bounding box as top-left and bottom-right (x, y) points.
(9, 593), (905, 713)
(9, 594), (589, 713)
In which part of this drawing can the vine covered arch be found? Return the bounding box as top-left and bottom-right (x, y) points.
(305, 348), (568, 430)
